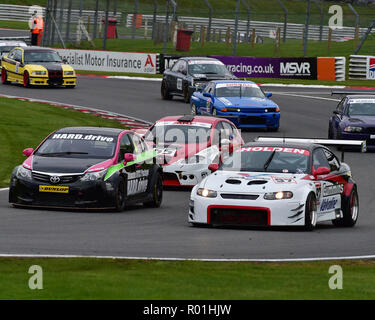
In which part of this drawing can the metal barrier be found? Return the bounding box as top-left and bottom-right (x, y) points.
(126, 13), (374, 41)
(349, 55), (369, 80)
(0, 4), (121, 24)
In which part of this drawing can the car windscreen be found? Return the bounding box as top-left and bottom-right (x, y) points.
(188, 61), (232, 77)
(220, 146), (310, 174)
(24, 50), (62, 63)
(215, 84), (265, 98)
(144, 123), (211, 145)
(35, 133), (117, 159)
(347, 100), (375, 116)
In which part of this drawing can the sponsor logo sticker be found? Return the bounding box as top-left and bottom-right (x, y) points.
(39, 185), (69, 193)
(320, 197), (338, 211)
(237, 146), (310, 156)
(323, 184), (343, 197)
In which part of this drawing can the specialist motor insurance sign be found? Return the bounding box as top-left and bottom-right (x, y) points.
(211, 56), (317, 80)
(54, 48), (157, 74)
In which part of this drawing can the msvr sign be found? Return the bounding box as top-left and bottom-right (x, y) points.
(278, 58), (317, 79)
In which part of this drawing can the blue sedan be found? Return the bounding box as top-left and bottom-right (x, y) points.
(190, 80), (280, 131)
(328, 94), (375, 147)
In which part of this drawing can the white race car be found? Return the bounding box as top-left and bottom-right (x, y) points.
(189, 137), (366, 230)
(144, 115), (243, 187)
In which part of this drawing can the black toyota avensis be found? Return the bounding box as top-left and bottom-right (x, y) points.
(9, 127), (163, 211)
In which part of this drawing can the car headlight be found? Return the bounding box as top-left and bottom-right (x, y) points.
(64, 70), (75, 75)
(344, 126), (363, 132)
(16, 166), (32, 180)
(80, 169), (107, 181)
(264, 191), (293, 200)
(31, 70), (46, 75)
(197, 188), (217, 198)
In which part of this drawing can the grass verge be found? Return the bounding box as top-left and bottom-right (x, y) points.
(0, 257), (374, 299)
(0, 96), (125, 188)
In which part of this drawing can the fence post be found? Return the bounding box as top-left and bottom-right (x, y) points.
(232, 0), (240, 56)
(103, 0), (109, 50)
(162, 0), (170, 54)
(312, 0), (323, 41)
(131, 0), (139, 39)
(275, 27), (281, 54)
(328, 27), (332, 50)
(226, 27), (231, 47)
(93, 0), (99, 39)
(348, 3), (359, 39)
(354, 19), (375, 55)
(251, 28), (256, 48)
(203, 0), (213, 42)
(65, 0), (72, 43)
(241, 0), (251, 43)
(201, 26), (206, 48)
(152, 0), (158, 40)
(303, 0), (311, 57)
(277, 0), (288, 43)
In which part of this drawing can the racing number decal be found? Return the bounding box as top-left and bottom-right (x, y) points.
(177, 78), (182, 90)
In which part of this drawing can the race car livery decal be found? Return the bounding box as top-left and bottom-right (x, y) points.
(155, 121), (212, 128)
(104, 149), (157, 181)
(237, 146), (310, 155)
(218, 98), (232, 106)
(51, 133), (115, 142)
(127, 169), (149, 195)
(319, 197), (338, 211)
(216, 82), (258, 88)
(177, 78), (182, 90)
(348, 99), (375, 104)
(271, 176), (297, 184)
(323, 184), (344, 197)
(236, 173), (272, 179)
(187, 60), (223, 65)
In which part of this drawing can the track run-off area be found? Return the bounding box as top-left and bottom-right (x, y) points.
(0, 75), (374, 261)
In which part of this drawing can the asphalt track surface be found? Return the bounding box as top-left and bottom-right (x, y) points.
(0, 76), (374, 260)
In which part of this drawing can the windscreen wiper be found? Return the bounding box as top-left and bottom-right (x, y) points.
(263, 150), (276, 171)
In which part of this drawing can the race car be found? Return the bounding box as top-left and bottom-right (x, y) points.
(189, 137), (366, 230)
(9, 127), (163, 210)
(0, 40), (27, 72)
(143, 115), (244, 187)
(161, 56), (237, 103)
(1, 46), (76, 88)
(190, 80), (280, 130)
(329, 93), (375, 147)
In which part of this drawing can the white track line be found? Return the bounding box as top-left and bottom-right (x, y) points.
(0, 188), (9, 191)
(274, 92), (340, 102)
(0, 253), (374, 262)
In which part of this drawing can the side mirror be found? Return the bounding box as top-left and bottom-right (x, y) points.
(333, 110), (340, 115)
(313, 166), (330, 176)
(123, 153), (136, 164)
(265, 92), (272, 98)
(23, 148), (34, 157)
(208, 163), (219, 172)
(203, 92), (212, 98)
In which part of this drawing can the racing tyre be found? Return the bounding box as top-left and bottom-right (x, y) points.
(191, 103), (198, 115)
(144, 173), (163, 208)
(332, 187), (359, 227)
(114, 177), (126, 211)
(1, 69), (9, 84)
(23, 71), (30, 88)
(304, 193), (317, 231)
(328, 125), (333, 139)
(183, 84), (190, 103)
(161, 80), (172, 100)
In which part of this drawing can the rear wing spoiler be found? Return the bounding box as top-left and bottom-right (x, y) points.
(331, 89), (375, 96)
(255, 137), (367, 161)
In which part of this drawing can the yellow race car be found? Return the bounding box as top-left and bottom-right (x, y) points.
(1, 46), (76, 88)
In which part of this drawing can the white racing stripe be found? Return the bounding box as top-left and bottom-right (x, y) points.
(0, 253), (374, 262)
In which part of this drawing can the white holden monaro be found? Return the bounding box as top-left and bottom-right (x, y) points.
(189, 138), (366, 231)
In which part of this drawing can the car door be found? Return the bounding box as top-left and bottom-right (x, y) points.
(13, 49), (24, 81)
(167, 60), (183, 93)
(3, 49), (17, 80)
(128, 133), (151, 198)
(332, 98), (346, 137)
(312, 147), (343, 215)
(200, 82), (214, 114)
(175, 60), (188, 94)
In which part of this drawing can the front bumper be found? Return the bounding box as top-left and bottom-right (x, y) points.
(9, 176), (116, 209)
(162, 163), (211, 187)
(340, 131), (375, 146)
(215, 110), (280, 129)
(189, 194), (305, 226)
(29, 75), (77, 86)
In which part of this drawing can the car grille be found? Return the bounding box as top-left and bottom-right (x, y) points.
(209, 207), (269, 226)
(48, 70), (63, 85)
(220, 193), (259, 200)
(32, 172), (82, 184)
(240, 117), (267, 125)
(365, 127), (375, 134)
(162, 172), (179, 181)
